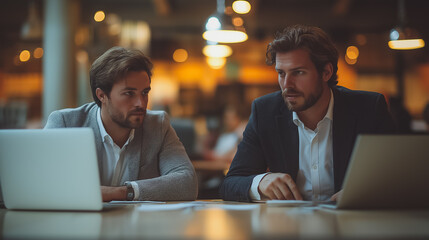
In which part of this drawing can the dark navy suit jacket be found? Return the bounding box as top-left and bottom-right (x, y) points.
(220, 86), (396, 202)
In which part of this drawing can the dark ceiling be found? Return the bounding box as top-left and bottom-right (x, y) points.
(1, 0), (429, 72)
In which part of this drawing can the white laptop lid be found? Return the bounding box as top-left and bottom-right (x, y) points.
(337, 134), (429, 209)
(0, 128), (102, 211)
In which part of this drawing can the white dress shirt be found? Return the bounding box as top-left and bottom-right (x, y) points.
(97, 108), (139, 200)
(250, 90), (335, 201)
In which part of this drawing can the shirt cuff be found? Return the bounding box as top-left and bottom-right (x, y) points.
(249, 173), (269, 201)
(130, 181), (139, 201)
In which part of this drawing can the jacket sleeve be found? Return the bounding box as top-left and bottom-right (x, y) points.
(134, 113), (198, 201)
(220, 100), (268, 202)
(44, 111), (66, 128)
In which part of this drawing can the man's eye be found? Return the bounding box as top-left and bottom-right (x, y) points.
(124, 91), (135, 96)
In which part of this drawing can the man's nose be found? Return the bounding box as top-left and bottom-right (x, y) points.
(135, 95), (145, 107)
(281, 75), (294, 89)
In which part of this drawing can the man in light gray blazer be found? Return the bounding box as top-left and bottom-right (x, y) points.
(44, 47), (197, 201)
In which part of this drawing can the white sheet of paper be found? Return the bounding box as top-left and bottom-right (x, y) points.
(137, 202), (260, 211)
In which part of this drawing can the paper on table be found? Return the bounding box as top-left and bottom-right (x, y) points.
(109, 201), (166, 204)
(137, 201), (260, 211)
(204, 204), (260, 210)
(266, 200), (315, 207)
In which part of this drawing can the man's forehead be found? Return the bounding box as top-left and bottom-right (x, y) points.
(275, 50), (312, 67)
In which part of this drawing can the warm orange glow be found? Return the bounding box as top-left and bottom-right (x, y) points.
(33, 48), (43, 59)
(239, 65), (277, 84)
(345, 55), (357, 65)
(346, 46), (359, 60)
(232, 17), (243, 27)
(206, 57), (226, 69)
(203, 45), (232, 58)
(2, 73), (43, 98)
(337, 57), (357, 89)
(19, 50), (31, 62)
(225, 6), (233, 15)
(94, 11), (105, 22)
(173, 49), (188, 63)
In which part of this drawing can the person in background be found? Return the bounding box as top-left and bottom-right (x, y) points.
(220, 25), (395, 202)
(45, 47), (198, 201)
(204, 105), (247, 164)
(423, 102), (429, 131)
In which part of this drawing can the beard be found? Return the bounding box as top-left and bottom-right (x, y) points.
(281, 79), (323, 112)
(109, 107), (146, 129)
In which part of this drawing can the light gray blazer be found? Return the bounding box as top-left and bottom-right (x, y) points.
(44, 102), (198, 201)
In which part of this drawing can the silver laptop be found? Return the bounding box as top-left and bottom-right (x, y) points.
(0, 128), (103, 211)
(336, 134), (429, 209)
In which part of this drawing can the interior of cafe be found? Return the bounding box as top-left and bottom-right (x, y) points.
(1, 0), (429, 198)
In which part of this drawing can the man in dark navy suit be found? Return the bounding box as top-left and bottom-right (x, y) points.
(220, 25), (395, 202)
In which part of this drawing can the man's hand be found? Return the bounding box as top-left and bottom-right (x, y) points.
(100, 186), (127, 202)
(330, 190), (343, 202)
(258, 173), (303, 200)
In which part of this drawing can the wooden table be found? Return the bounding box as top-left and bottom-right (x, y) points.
(2, 201), (429, 240)
(191, 160), (230, 172)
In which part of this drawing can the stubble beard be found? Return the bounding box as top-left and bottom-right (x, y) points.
(110, 108), (146, 129)
(281, 79), (324, 112)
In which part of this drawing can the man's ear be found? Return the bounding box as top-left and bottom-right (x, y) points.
(322, 63), (333, 83)
(96, 88), (107, 104)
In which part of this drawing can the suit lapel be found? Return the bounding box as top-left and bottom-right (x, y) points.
(332, 88), (357, 191)
(276, 104), (299, 181)
(121, 126), (143, 182)
(87, 105), (105, 179)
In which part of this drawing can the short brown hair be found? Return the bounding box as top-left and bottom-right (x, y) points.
(266, 25), (339, 87)
(90, 46), (153, 106)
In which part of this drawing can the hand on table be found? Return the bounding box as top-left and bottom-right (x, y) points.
(258, 173), (303, 200)
(330, 190), (343, 202)
(100, 186), (127, 202)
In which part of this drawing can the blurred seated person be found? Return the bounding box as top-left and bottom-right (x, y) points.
(204, 105), (247, 164)
(423, 102), (429, 131)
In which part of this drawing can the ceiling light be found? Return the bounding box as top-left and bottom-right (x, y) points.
(388, 27), (425, 50)
(202, 0), (248, 43)
(388, 0), (425, 50)
(203, 44), (233, 58)
(232, 1), (251, 14)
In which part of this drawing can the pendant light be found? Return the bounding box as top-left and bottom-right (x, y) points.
(202, 0), (248, 43)
(388, 0), (425, 50)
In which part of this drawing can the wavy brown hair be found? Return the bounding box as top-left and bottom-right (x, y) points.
(90, 47), (153, 106)
(266, 25), (338, 87)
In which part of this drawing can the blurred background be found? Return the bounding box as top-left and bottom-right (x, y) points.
(1, 0), (429, 196)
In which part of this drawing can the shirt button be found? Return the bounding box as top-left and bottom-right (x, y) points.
(312, 165), (317, 170)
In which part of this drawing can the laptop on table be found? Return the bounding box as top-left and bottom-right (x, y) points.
(0, 128), (103, 211)
(266, 134), (429, 209)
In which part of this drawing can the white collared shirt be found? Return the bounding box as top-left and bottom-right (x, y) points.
(249, 90), (335, 201)
(97, 108), (139, 200)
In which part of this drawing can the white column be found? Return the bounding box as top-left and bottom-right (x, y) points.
(42, 0), (76, 123)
